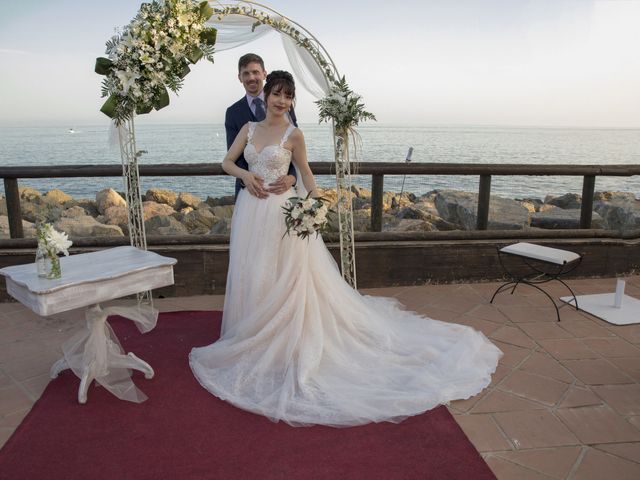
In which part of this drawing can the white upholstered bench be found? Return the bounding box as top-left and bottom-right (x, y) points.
(490, 242), (582, 321)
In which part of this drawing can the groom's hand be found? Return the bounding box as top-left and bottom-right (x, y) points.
(267, 175), (295, 195)
(243, 172), (269, 198)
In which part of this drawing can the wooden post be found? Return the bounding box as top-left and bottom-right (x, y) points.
(476, 174), (491, 230)
(580, 175), (596, 229)
(4, 178), (23, 239)
(371, 174), (384, 232)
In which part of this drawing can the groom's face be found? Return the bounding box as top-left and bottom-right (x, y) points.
(238, 62), (267, 96)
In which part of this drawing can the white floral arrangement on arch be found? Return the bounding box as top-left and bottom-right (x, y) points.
(282, 194), (332, 240)
(95, 0), (217, 124)
(316, 76), (376, 134)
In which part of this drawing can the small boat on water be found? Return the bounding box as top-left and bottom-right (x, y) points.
(68, 128), (75, 134)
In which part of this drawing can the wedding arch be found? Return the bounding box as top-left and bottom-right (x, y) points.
(96, 0), (375, 291)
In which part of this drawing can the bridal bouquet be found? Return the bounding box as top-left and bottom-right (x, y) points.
(36, 223), (72, 279)
(282, 194), (331, 240)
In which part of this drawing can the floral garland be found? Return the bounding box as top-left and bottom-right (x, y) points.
(96, 0), (217, 124)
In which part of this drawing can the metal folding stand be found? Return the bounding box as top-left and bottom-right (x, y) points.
(490, 242), (583, 321)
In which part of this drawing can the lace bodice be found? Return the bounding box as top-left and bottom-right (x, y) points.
(244, 122), (295, 185)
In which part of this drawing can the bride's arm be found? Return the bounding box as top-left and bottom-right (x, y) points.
(222, 124), (267, 198)
(289, 129), (320, 198)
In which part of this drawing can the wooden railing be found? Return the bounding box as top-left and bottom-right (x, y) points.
(2, 163), (640, 239)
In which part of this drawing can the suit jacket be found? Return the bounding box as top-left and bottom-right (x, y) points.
(225, 96), (298, 197)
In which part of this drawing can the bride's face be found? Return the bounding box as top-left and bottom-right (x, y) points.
(266, 88), (294, 116)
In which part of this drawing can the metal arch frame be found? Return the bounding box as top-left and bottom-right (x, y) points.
(209, 0), (358, 288)
(118, 0), (358, 295)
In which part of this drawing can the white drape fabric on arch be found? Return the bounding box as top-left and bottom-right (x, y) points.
(205, 12), (330, 99)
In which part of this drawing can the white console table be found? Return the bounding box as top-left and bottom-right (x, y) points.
(0, 246), (177, 404)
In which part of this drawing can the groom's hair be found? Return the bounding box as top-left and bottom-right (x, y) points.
(238, 53), (265, 72)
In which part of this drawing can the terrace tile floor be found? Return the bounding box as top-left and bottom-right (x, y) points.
(2, 276), (640, 479)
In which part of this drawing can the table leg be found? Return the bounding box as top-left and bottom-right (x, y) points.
(50, 303), (154, 403)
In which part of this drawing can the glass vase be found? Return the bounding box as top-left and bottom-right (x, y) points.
(35, 244), (49, 278)
(46, 253), (62, 279)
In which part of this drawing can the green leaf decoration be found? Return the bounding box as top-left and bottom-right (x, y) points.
(178, 61), (191, 78)
(200, 27), (217, 46)
(154, 86), (170, 111)
(94, 57), (113, 75)
(186, 47), (203, 64)
(136, 103), (153, 115)
(99, 94), (117, 118)
(199, 1), (214, 20)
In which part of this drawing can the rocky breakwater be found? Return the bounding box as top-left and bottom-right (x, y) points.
(1, 186), (638, 239)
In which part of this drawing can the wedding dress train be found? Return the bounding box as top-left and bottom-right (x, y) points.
(189, 123), (502, 427)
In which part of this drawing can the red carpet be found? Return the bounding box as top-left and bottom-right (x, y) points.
(0, 311), (496, 480)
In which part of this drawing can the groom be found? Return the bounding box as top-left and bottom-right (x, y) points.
(225, 53), (298, 199)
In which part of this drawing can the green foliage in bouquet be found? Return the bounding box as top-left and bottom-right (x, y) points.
(315, 76), (376, 133)
(95, 0), (217, 124)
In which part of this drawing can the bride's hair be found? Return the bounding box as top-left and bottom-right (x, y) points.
(264, 70), (296, 105)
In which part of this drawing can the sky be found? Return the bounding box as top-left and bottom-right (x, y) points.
(0, 0), (639, 128)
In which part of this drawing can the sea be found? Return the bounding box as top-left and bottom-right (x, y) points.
(1, 124), (639, 201)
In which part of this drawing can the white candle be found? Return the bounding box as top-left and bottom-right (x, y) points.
(614, 279), (625, 308)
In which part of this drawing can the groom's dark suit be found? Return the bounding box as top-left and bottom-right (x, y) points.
(225, 96), (298, 197)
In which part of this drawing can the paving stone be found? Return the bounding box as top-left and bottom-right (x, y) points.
(0, 385), (33, 416)
(518, 322), (574, 340)
(562, 359), (635, 385)
(595, 443), (640, 465)
(558, 386), (604, 409)
(582, 338), (640, 358)
(493, 341), (532, 368)
(496, 446), (582, 479)
(453, 413), (513, 452)
(499, 370), (569, 406)
(471, 389), (546, 414)
(485, 456), (552, 480)
(572, 447), (640, 480)
(497, 305), (558, 323)
(493, 410), (578, 449)
(556, 405), (640, 444)
(558, 318), (617, 338)
(466, 303), (511, 324)
(609, 357), (640, 382)
(491, 325), (536, 349)
(591, 384), (640, 416)
(520, 351), (575, 384)
(537, 338), (600, 360)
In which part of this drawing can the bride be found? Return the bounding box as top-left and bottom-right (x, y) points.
(189, 71), (502, 427)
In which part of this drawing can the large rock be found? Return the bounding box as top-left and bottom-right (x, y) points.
(0, 197), (6, 216)
(434, 190), (530, 230)
(594, 191), (637, 202)
(143, 201), (176, 220)
(351, 185), (372, 199)
(18, 187), (42, 201)
(76, 199), (100, 217)
(54, 216), (124, 237)
(61, 206), (90, 219)
(530, 207), (603, 229)
(209, 219), (230, 234)
(96, 189), (126, 215)
(383, 218), (437, 232)
(44, 189), (73, 204)
(19, 200), (62, 223)
(145, 215), (188, 235)
(145, 189), (178, 208)
(594, 199), (640, 231)
(176, 192), (202, 210)
(181, 209), (217, 234)
(205, 195), (235, 207)
(102, 205), (129, 228)
(545, 193), (581, 209)
(211, 205), (234, 220)
(0, 216), (35, 239)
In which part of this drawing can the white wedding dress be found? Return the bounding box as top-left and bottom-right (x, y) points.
(189, 123), (502, 427)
